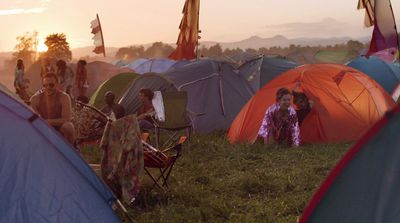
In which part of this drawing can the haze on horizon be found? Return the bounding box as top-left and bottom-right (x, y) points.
(1, 0), (399, 52)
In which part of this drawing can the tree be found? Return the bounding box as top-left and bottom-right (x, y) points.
(44, 33), (72, 61)
(346, 40), (364, 52)
(144, 42), (174, 58)
(115, 45), (145, 60)
(208, 44), (223, 56)
(11, 31), (38, 68)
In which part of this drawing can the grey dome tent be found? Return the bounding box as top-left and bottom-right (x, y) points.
(119, 72), (177, 114)
(239, 56), (298, 92)
(165, 59), (253, 133)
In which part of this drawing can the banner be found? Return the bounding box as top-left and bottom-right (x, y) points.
(90, 14), (106, 57)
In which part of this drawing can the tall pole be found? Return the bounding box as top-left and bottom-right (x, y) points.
(196, 0), (200, 60)
(388, 0), (400, 60)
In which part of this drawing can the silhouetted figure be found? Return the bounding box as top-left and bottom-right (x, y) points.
(75, 59), (88, 98)
(56, 59), (75, 92)
(101, 91), (125, 120)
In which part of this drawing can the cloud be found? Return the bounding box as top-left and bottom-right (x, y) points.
(0, 7), (47, 15)
(261, 18), (371, 38)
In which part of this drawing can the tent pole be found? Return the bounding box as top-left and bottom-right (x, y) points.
(388, 0), (400, 60)
(116, 199), (134, 223)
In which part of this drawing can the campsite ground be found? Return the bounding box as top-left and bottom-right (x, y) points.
(83, 132), (350, 223)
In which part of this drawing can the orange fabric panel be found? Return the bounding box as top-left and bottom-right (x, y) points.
(228, 64), (396, 144)
(169, 0), (200, 60)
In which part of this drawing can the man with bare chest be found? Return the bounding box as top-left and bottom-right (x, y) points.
(30, 73), (75, 144)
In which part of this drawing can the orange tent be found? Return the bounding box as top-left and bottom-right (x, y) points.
(228, 64), (396, 144)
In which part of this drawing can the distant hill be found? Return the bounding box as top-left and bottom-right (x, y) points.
(199, 35), (369, 49)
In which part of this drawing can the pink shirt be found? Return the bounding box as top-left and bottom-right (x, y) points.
(258, 103), (300, 147)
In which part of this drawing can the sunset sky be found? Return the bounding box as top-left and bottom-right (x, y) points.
(1, 0), (399, 52)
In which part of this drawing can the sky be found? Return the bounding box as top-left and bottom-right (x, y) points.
(1, 0), (399, 52)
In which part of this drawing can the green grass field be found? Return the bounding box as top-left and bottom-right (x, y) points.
(82, 132), (351, 223)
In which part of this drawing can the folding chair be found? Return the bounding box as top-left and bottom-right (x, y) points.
(152, 91), (193, 148)
(72, 100), (109, 149)
(141, 136), (187, 192)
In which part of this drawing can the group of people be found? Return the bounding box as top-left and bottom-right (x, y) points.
(258, 86), (312, 147)
(15, 58), (89, 100)
(21, 56), (157, 147)
(13, 57), (84, 147)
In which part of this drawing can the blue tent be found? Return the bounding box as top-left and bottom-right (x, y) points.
(239, 56), (298, 92)
(0, 86), (120, 222)
(347, 56), (400, 94)
(300, 105), (400, 223)
(133, 58), (176, 74)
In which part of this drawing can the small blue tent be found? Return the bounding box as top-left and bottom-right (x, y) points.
(347, 56), (400, 94)
(133, 58), (176, 74)
(0, 86), (120, 222)
(300, 105), (400, 223)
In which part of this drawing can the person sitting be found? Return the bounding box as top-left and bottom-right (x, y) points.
(292, 91), (312, 126)
(101, 91), (125, 120)
(136, 88), (155, 131)
(258, 88), (300, 147)
(30, 73), (75, 145)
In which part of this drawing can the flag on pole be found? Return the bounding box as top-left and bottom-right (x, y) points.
(169, 0), (200, 60)
(90, 14), (106, 57)
(357, 0), (399, 56)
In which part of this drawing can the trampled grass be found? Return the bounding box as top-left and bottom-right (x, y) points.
(82, 132), (351, 223)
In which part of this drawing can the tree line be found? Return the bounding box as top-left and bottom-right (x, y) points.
(7, 31), (368, 70)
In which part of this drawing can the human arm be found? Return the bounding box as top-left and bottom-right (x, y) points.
(258, 105), (276, 144)
(46, 93), (72, 126)
(289, 109), (300, 147)
(137, 107), (155, 120)
(114, 104), (126, 119)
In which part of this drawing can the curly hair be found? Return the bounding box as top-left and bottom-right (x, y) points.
(275, 87), (291, 102)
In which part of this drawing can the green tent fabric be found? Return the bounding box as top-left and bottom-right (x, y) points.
(119, 73), (177, 114)
(314, 50), (358, 64)
(89, 72), (139, 109)
(300, 105), (400, 223)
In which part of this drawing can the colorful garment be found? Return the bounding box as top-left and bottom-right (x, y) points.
(100, 115), (144, 203)
(258, 103), (300, 146)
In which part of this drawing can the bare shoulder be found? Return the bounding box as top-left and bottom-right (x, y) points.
(29, 92), (40, 104)
(59, 91), (72, 103)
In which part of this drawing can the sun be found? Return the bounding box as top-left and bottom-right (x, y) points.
(37, 40), (48, 52)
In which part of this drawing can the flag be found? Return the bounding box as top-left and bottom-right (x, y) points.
(357, 0), (399, 56)
(169, 0), (200, 60)
(90, 14), (106, 57)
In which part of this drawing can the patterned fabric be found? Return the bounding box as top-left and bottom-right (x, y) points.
(72, 102), (107, 141)
(258, 103), (300, 147)
(100, 115), (144, 203)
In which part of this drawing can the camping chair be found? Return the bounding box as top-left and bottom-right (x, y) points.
(141, 135), (187, 192)
(152, 91), (193, 148)
(72, 100), (109, 149)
